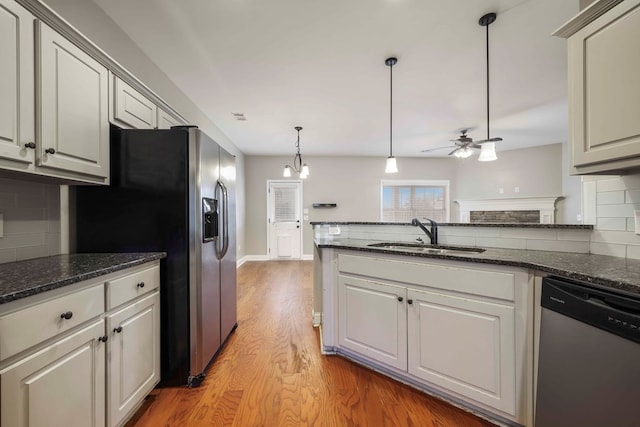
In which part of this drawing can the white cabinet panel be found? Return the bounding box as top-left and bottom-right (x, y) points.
(106, 291), (160, 427)
(157, 108), (183, 129)
(408, 288), (516, 416)
(565, 0), (640, 174)
(112, 77), (157, 129)
(0, 320), (106, 427)
(0, 0), (34, 165)
(38, 22), (109, 179)
(338, 275), (407, 370)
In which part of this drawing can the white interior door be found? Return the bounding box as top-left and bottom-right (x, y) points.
(268, 181), (302, 259)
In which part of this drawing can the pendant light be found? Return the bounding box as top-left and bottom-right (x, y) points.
(478, 12), (499, 162)
(283, 126), (309, 179)
(385, 57), (398, 173)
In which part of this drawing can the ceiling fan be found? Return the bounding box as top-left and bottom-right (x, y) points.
(421, 129), (502, 158)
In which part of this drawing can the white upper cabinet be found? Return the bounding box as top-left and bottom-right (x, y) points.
(157, 107), (184, 129)
(112, 76), (157, 129)
(37, 22), (109, 181)
(558, 0), (640, 174)
(0, 0), (34, 166)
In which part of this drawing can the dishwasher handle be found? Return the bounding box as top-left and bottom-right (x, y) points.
(542, 276), (640, 344)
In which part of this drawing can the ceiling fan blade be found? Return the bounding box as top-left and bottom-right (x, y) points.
(470, 143), (482, 149)
(421, 145), (456, 153)
(474, 137), (503, 144)
(448, 147), (461, 156)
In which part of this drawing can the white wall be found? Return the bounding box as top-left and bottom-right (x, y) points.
(245, 143), (582, 258)
(38, 0), (246, 259)
(584, 174), (640, 259)
(0, 178), (61, 263)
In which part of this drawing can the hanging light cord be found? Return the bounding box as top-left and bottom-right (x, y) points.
(389, 61), (393, 157)
(293, 128), (302, 172)
(486, 22), (490, 141)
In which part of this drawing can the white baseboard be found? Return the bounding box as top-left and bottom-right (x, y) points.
(237, 254), (314, 266)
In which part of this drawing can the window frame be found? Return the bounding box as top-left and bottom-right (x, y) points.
(380, 179), (451, 223)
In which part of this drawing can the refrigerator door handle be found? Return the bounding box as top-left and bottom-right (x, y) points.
(216, 179), (229, 260)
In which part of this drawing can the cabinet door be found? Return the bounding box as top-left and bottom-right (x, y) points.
(0, 320), (106, 427)
(407, 288), (516, 416)
(338, 275), (407, 370)
(106, 291), (160, 427)
(112, 77), (157, 129)
(156, 107), (182, 129)
(569, 0), (640, 172)
(37, 22), (109, 179)
(0, 0), (34, 165)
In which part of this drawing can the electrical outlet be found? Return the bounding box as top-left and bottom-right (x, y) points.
(329, 226), (341, 235)
(303, 215), (309, 220)
(514, 187), (520, 193)
(499, 188), (504, 194)
(635, 210), (640, 234)
(577, 214), (582, 222)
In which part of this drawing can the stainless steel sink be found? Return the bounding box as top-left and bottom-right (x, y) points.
(367, 242), (485, 254)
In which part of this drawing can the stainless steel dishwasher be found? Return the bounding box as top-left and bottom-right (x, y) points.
(535, 276), (640, 427)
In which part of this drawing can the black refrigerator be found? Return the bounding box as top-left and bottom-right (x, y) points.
(73, 125), (237, 387)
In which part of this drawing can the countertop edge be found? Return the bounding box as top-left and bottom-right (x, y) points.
(0, 253), (167, 305)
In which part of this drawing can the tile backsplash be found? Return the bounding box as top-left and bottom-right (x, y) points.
(0, 178), (61, 264)
(584, 174), (640, 259)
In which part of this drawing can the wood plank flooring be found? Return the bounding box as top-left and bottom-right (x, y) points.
(126, 260), (496, 427)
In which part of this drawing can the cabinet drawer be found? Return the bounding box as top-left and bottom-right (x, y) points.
(338, 253), (515, 301)
(0, 284), (104, 361)
(106, 264), (159, 309)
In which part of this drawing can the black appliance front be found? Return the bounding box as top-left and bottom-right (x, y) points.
(74, 125), (191, 386)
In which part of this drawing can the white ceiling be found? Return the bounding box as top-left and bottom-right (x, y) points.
(91, 0), (580, 157)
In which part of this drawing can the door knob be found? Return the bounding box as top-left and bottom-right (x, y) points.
(114, 326), (123, 333)
(45, 148), (56, 154)
(60, 311), (73, 320)
(24, 142), (36, 149)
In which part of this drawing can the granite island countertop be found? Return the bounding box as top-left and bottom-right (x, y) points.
(0, 253), (166, 305)
(310, 221), (593, 229)
(315, 238), (640, 297)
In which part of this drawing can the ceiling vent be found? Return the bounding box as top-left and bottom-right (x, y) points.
(231, 112), (247, 121)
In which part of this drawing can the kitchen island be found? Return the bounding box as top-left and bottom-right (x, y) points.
(314, 227), (639, 427)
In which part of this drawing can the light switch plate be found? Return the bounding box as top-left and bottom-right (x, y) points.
(635, 210), (640, 234)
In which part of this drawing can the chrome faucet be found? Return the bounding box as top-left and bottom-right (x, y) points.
(411, 218), (438, 245)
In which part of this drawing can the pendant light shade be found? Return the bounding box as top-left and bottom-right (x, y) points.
(385, 156), (398, 173)
(478, 142), (497, 161)
(478, 12), (499, 162)
(283, 126), (309, 179)
(385, 57), (398, 173)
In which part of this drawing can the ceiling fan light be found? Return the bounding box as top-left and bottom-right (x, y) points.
(385, 156), (398, 173)
(283, 165), (292, 177)
(301, 163), (310, 176)
(478, 142), (497, 162)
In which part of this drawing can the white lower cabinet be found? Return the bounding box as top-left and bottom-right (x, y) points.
(407, 288), (516, 416)
(0, 261), (161, 427)
(338, 275), (407, 370)
(0, 319), (106, 427)
(331, 252), (532, 425)
(106, 291), (160, 427)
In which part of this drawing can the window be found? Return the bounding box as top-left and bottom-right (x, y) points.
(381, 180), (449, 222)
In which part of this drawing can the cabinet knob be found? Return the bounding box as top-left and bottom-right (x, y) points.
(114, 326), (123, 333)
(24, 142), (36, 149)
(98, 335), (108, 343)
(137, 282), (145, 288)
(45, 148), (56, 154)
(407, 299), (414, 305)
(60, 311), (73, 320)
(397, 296), (403, 302)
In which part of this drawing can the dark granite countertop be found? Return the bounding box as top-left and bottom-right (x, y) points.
(310, 221), (593, 229)
(315, 238), (640, 297)
(0, 253), (166, 305)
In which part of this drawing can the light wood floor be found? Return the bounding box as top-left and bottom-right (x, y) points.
(126, 260), (495, 427)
